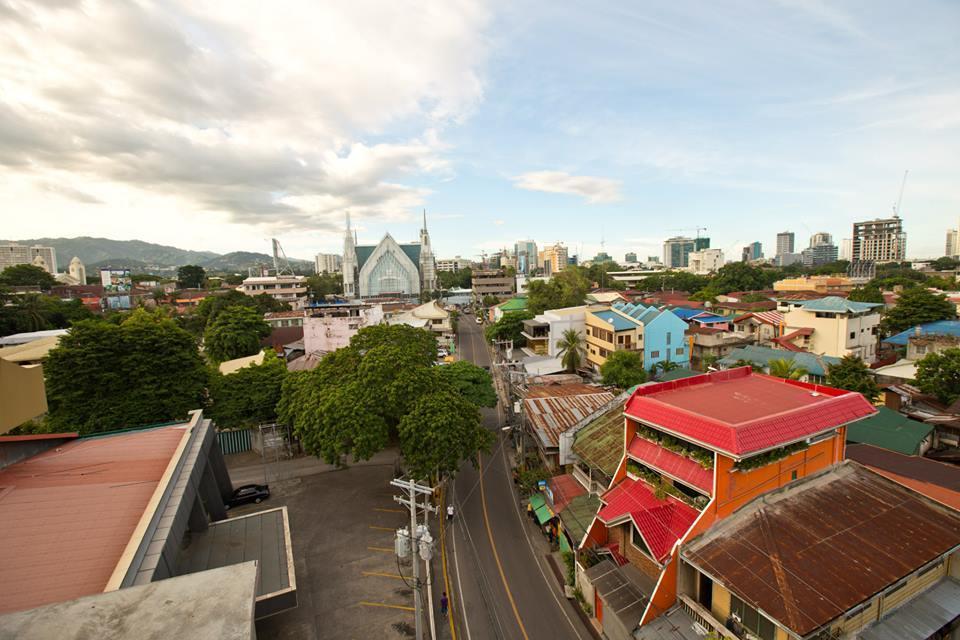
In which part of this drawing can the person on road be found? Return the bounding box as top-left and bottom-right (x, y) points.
(440, 592), (448, 616)
(447, 504), (454, 521)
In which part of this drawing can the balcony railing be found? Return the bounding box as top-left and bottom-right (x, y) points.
(678, 595), (740, 640)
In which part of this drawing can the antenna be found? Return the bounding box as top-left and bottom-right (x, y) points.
(893, 170), (909, 218)
(271, 238), (294, 276)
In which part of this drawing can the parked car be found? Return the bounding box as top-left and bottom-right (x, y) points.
(437, 348), (449, 357)
(475, 316), (483, 324)
(226, 484), (270, 509)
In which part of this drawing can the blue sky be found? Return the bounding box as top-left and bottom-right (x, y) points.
(1, 1), (957, 262)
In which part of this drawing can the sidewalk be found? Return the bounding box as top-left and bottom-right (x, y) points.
(225, 448), (400, 486)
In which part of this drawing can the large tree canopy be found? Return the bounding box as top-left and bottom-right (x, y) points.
(435, 361), (497, 408)
(826, 355), (880, 402)
(398, 391), (493, 480)
(0, 294), (94, 335)
(207, 350), (287, 428)
(485, 310), (534, 346)
(203, 306), (271, 362)
(600, 350), (647, 389)
(915, 349), (960, 406)
(527, 267), (590, 314)
(881, 288), (956, 335)
(177, 264), (206, 289)
(0, 264), (57, 289)
(44, 310), (208, 434)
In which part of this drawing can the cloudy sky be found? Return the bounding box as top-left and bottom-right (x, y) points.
(1, 0), (958, 263)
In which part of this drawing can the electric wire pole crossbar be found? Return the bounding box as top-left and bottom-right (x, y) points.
(391, 477), (438, 640)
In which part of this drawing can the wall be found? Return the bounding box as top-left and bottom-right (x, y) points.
(302, 305), (383, 354)
(585, 314), (615, 368)
(783, 308), (880, 362)
(643, 312), (689, 370)
(0, 360), (48, 434)
(619, 523), (662, 581)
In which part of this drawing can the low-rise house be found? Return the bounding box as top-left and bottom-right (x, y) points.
(571, 404), (626, 494)
(238, 274), (308, 309)
(585, 302), (690, 371)
(731, 310), (783, 346)
(847, 443), (960, 511)
(490, 296), (528, 323)
(718, 344), (841, 383)
(303, 301), (384, 356)
(577, 368), (876, 639)
(884, 320), (960, 360)
(388, 300), (454, 349)
(678, 462), (960, 640)
(585, 307), (644, 370)
(522, 383), (618, 470)
(264, 310), (305, 329)
(773, 274), (855, 293)
(521, 306), (587, 357)
(685, 325), (754, 370)
(846, 406), (934, 456)
(776, 296), (882, 362)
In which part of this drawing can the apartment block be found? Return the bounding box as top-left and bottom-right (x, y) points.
(777, 296), (882, 363)
(0, 244), (58, 274)
(852, 216), (906, 263)
(314, 253), (341, 274)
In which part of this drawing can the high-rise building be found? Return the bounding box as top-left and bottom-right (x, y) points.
(593, 251), (613, 264)
(663, 237), (695, 268)
(800, 232), (839, 267)
(514, 240), (537, 274)
(0, 244), (58, 274)
(688, 249), (724, 275)
(840, 239), (853, 261)
(809, 232), (833, 248)
(694, 237), (710, 251)
(624, 252), (637, 263)
(539, 243), (568, 276)
(852, 216), (906, 263)
(776, 232), (795, 257)
(741, 242), (763, 262)
(946, 222), (959, 258)
(314, 253), (342, 274)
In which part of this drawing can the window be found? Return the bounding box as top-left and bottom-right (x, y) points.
(666, 332), (672, 345)
(631, 525), (652, 557)
(850, 332), (856, 339)
(791, 470), (798, 480)
(730, 594), (776, 640)
(916, 345), (927, 355)
(651, 351), (660, 358)
(675, 348), (683, 355)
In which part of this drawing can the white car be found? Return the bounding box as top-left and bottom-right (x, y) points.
(475, 316), (483, 324)
(437, 349), (449, 358)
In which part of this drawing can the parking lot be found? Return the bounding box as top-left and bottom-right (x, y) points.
(227, 455), (420, 640)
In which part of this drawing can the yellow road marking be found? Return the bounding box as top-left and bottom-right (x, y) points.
(369, 525), (394, 531)
(359, 601), (416, 612)
(440, 485), (458, 640)
(367, 546), (394, 553)
(479, 456), (529, 640)
(362, 571), (409, 580)
(374, 507), (405, 513)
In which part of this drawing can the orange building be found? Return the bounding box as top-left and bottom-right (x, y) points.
(577, 367), (876, 639)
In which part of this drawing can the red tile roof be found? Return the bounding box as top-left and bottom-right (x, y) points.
(547, 473), (587, 512)
(624, 368), (877, 458)
(0, 425), (188, 614)
(627, 437), (713, 494)
(598, 477), (699, 562)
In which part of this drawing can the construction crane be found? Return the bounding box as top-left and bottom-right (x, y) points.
(893, 170), (909, 218)
(272, 238), (294, 276)
(670, 226), (708, 241)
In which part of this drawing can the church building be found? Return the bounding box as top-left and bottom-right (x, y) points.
(342, 212), (437, 298)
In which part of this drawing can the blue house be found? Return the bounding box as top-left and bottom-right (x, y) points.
(611, 302), (690, 370)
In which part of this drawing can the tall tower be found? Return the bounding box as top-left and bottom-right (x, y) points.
(418, 210), (437, 293)
(68, 256), (86, 284)
(342, 212), (358, 297)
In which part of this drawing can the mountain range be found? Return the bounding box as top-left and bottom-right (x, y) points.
(2, 237), (314, 274)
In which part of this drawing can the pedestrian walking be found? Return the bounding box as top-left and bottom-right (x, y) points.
(440, 592), (449, 616)
(447, 505), (455, 521)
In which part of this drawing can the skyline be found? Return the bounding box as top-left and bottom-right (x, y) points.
(1, 1), (958, 263)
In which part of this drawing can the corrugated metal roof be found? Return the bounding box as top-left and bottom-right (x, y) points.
(559, 493), (601, 548)
(846, 407), (934, 455)
(795, 296), (882, 313)
(590, 310), (641, 331)
(717, 344), (840, 377)
(884, 320), (960, 346)
(572, 405), (625, 477)
(627, 437), (712, 493)
(524, 386), (617, 449)
(733, 311), (784, 326)
(683, 462), (960, 636)
(859, 577), (960, 640)
(846, 444), (960, 510)
(624, 368), (876, 456)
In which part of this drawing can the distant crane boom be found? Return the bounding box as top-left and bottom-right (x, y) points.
(272, 238), (294, 276)
(893, 170), (909, 218)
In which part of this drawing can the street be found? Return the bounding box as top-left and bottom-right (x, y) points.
(442, 316), (592, 640)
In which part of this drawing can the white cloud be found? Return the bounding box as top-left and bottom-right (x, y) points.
(0, 0), (490, 253)
(511, 171), (623, 203)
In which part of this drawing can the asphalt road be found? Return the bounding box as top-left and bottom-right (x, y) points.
(443, 316), (591, 640)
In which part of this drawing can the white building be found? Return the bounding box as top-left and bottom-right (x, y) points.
(436, 256), (472, 272)
(852, 216), (906, 263)
(238, 275), (308, 309)
(947, 222), (959, 258)
(314, 253), (341, 274)
(777, 296), (882, 363)
(521, 306), (587, 357)
(0, 244), (57, 274)
(342, 212), (437, 298)
(56, 257), (87, 286)
(687, 249), (724, 275)
(303, 302), (384, 355)
(840, 238), (853, 261)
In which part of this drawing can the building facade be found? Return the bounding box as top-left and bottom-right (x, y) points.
(515, 240), (538, 274)
(238, 275), (308, 309)
(539, 243), (568, 275)
(662, 237), (694, 268)
(624, 252), (637, 263)
(471, 269), (515, 299)
(687, 249), (723, 275)
(303, 302), (384, 355)
(775, 231), (794, 257)
(741, 241), (763, 262)
(436, 256), (472, 272)
(778, 296), (882, 362)
(947, 222), (959, 258)
(853, 216), (907, 263)
(0, 244), (57, 274)
(314, 253), (341, 274)
(342, 212), (437, 298)
(800, 232), (839, 266)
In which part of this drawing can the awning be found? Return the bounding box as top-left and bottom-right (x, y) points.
(559, 532), (571, 553)
(859, 577), (960, 640)
(528, 494), (555, 525)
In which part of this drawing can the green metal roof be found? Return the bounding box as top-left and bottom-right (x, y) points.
(559, 493), (601, 548)
(656, 368), (701, 382)
(355, 242), (421, 271)
(572, 405), (624, 478)
(718, 345), (841, 377)
(846, 406), (934, 456)
(498, 297), (528, 312)
(796, 296), (882, 313)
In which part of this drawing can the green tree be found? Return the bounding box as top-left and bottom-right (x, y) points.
(848, 286), (884, 303)
(0, 264), (57, 289)
(306, 273), (343, 299)
(397, 391), (494, 480)
(634, 272), (710, 295)
(438, 268), (472, 290)
(733, 359), (762, 371)
(880, 288), (956, 335)
(485, 311), (534, 346)
(482, 294), (500, 307)
(252, 293), (291, 314)
(44, 310), (207, 434)
(207, 350), (287, 428)
(203, 306), (271, 362)
(915, 349), (960, 405)
(931, 257), (960, 271)
(601, 350), (647, 388)
(350, 324), (438, 365)
(527, 267), (591, 314)
(436, 361), (497, 407)
(653, 360), (680, 377)
(177, 265), (206, 289)
(768, 358), (808, 380)
(701, 262), (775, 296)
(826, 355), (880, 402)
(557, 328), (586, 373)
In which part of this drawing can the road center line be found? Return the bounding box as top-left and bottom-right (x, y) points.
(479, 455), (530, 640)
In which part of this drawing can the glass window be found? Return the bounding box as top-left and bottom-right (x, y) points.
(850, 332), (856, 339)
(651, 351), (660, 358)
(631, 525), (651, 557)
(676, 348), (683, 355)
(730, 594), (776, 640)
(666, 332), (672, 345)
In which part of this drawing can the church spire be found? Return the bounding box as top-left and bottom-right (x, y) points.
(422, 209), (427, 232)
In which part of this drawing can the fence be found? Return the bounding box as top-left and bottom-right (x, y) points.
(217, 428), (253, 455)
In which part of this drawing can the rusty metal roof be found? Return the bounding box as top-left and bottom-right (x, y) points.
(683, 461), (960, 636)
(524, 384), (616, 449)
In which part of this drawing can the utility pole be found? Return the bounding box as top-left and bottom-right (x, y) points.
(392, 477), (437, 640)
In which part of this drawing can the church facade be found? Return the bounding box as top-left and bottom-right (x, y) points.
(342, 212), (437, 298)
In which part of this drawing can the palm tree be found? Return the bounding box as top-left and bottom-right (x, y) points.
(557, 328), (585, 373)
(733, 359), (762, 372)
(15, 294), (49, 332)
(767, 358), (808, 380)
